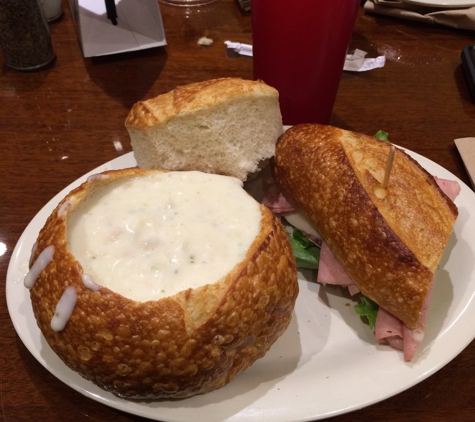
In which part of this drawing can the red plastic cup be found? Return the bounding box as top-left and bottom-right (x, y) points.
(251, 0), (360, 125)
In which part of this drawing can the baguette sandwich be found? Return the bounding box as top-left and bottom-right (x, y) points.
(271, 124), (459, 361)
(25, 168), (298, 399)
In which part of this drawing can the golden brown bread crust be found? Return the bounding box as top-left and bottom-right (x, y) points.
(29, 168), (298, 399)
(125, 78), (278, 128)
(273, 124), (457, 329)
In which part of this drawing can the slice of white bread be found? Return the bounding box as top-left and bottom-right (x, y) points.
(125, 78), (283, 181)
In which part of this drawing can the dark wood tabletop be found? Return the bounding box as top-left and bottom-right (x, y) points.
(2, 1), (475, 421)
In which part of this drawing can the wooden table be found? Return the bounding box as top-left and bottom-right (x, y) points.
(1, 1), (475, 421)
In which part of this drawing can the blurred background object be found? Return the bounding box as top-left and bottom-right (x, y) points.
(0, 0), (56, 70)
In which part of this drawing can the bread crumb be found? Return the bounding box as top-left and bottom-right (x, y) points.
(198, 36), (213, 46)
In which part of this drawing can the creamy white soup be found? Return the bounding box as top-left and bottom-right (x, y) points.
(67, 171), (261, 302)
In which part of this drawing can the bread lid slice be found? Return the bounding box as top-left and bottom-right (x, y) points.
(125, 78), (283, 181)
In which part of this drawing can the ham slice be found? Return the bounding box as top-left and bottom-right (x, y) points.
(434, 176), (461, 202)
(261, 184), (295, 214)
(317, 242), (359, 295)
(374, 307), (404, 351)
(375, 278), (434, 361)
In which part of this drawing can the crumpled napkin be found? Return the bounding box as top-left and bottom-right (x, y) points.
(344, 48), (386, 71)
(225, 41), (386, 72)
(363, 0), (475, 31)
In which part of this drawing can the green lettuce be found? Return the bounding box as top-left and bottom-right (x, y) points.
(354, 294), (379, 329)
(288, 229), (320, 270)
(374, 130), (389, 141)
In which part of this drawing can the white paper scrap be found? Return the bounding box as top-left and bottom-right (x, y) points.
(344, 49), (386, 72)
(223, 43), (385, 72)
(224, 41), (253, 57)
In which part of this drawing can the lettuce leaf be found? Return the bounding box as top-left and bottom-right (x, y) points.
(354, 294), (379, 329)
(374, 130), (389, 141)
(288, 229), (320, 270)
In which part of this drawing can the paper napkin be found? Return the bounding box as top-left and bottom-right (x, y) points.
(364, 0), (475, 31)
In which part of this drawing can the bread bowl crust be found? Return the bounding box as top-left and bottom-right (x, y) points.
(273, 124), (457, 329)
(29, 167), (298, 399)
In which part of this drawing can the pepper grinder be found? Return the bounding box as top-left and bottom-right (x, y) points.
(40, 0), (63, 22)
(0, 0), (56, 70)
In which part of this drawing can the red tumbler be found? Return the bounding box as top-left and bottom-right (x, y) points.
(252, 0), (360, 125)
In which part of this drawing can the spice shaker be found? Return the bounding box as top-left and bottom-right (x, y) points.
(0, 0), (56, 70)
(40, 0), (63, 22)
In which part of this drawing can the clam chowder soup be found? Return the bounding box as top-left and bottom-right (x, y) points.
(66, 171), (261, 302)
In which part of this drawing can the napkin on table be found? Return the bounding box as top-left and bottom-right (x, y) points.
(224, 42), (386, 72)
(363, 0), (475, 31)
(454, 137), (475, 189)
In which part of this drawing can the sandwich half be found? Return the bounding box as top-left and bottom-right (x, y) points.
(271, 124), (459, 360)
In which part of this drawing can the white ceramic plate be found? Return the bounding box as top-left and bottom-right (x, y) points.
(401, 0), (475, 8)
(6, 150), (475, 422)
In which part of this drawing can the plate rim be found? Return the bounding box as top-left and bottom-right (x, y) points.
(400, 0), (475, 8)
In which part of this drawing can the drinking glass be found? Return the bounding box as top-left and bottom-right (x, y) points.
(252, 0), (360, 125)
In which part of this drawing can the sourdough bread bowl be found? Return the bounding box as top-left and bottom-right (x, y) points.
(25, 167), (298, 399)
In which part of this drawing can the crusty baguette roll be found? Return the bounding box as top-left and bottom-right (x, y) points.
(125, 78), (283, 181)
(25, 168), (298, 399)
(273, 124), (458, 329)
